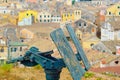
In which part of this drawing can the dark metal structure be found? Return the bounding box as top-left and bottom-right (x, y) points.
(7, 25), (90, 80)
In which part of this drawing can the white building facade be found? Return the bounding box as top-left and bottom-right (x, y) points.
(101, 22), (114, 41)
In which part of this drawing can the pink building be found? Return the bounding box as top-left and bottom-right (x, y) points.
(27, 0), (37, 3)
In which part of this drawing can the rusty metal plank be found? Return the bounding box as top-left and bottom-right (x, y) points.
(50, 28), (85, 80)
(66, 25), (90, 70)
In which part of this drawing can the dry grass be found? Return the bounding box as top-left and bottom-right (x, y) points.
(0, 66), (120, 80)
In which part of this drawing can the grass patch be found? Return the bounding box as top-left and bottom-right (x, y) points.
(84, 72), (95, 78)
(33, 65), (42, 70)
(0, 64), (13, 76)
(96, 77), (104, 80)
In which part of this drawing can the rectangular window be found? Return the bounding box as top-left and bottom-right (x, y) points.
(44, 20), (46, 22)
(61, 15), (63, 18)
(44, 15), (46, 18)
(64, 14), (66, 17)
(119, 12), (120, 15)
(84, 23), (86, 26)
(40, 20), (42, 22)
(4, 11), (5, 14)
(109, 12), (111, 15)
(20, 47), (22, 51)
(26, 13), (29, 16)
(79, 23), (81, 26)
(14, 48), (17, 52)
(11, 48), (13, 52)
(118, 6), (120, 9)
(76, 12), (77, 15)
(48, 20), (49, 22)
(67, 14), (69, 17)
(0, 47), (4, 52)
(40, 15), (42, 18)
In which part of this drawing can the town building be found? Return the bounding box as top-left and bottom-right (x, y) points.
(18, 10), (38, 26)
(0, 36), (7, 65)
(20, 28), (34, 42)
(106, 3), (120, 16)
(101, 17), (120, 41)
(74, 18), (97, 36)
(8, 41), (28, 59)
(74, 9), (81, 21)
(82, 35), (100, 49)
(101, 22), (114, 41)
(38, 10), (52, 23)
(51, 13), (61, 23)
(61, 10), (74, 23)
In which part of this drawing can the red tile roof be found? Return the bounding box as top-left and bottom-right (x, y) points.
(90, 66), (120, 74)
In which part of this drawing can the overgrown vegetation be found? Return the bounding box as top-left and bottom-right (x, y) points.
(84, 72), (95, 78)
(0, 64), (13, 72)
(33, 65), (43, 70)
(96, 77), (104, 80)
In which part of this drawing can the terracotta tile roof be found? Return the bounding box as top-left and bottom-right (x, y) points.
(90, 66), (120, 74)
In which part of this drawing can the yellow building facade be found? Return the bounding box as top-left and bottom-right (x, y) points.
(82, 41), (99, 49)
(75, 28), (83, 40)
(62, 12), (74, 22)
(106, 3), (120, 16)
(61, 9), (81, 23)
(1, 14), (18, 25)
(18, 10), (38, 23)
(9, 16), (18, 25)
